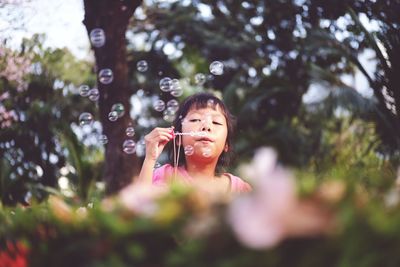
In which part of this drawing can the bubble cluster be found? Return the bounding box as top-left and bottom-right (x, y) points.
(153, 99), (166, 112)
(89, 28), (105, 48)
(209, 61), (224, 75)
(79, 85), (90, 97)
(137, 60), (148, 72)
(79, 112), (94, 126)
(122, 139), (136, 154)
(184, 145), (194, 156)
(99, 68), (114, 84)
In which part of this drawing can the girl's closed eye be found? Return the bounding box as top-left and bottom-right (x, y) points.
(213, 121), (223, 125)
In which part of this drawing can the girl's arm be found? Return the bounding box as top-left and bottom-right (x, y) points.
(136, 127), (174, 184)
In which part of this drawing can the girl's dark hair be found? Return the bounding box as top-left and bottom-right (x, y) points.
(168, 92), (236, 175)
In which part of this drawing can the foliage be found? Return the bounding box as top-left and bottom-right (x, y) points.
(0, 147), (399, 267)
(126, 0), (400, 168)
(0, 35), (100, 205)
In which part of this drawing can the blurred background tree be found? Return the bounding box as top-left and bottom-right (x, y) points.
(0, 34), (100, 205)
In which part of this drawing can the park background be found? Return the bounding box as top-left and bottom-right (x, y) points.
(1, 0), (400, 266)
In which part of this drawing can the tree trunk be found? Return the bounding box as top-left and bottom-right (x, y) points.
(83, 0), (142, 194)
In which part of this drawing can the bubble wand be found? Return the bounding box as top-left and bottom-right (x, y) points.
(172, 131), (207, 179)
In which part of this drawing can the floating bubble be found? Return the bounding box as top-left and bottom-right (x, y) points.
(207, 99), (216, 107)
(125, 126), (135, 137)
(79, 112), (94, 126)
(166, 99), (179, 112)
(163, 108), (176, 122)
(154, 162), (161, 168)
(137, 60), (148, 72)
(153, 99), (166, 112)
(209, 61), (224, 75)
(79, 85), (90, 97)
(136, 140), (146, 157)
(111, 103), (125, 118)
(202, 147), (212, 157)
(184, 145), (194, 156)
(89, 28), (105, 48)
(122, 139), (136, 154)
(194, 73), (206, 85)
(98, 134), (108, 144)
(99, 68), (113, 84)
(159, 77), (172, 92)
(170, 79), (183, 97)
(108, 111), (118, 122)
(88, 88), (100, 101)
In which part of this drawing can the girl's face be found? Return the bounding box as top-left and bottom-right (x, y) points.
(181, 106), (228, 161)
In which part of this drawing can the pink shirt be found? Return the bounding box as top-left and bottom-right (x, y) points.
(153, 164), (252, 193)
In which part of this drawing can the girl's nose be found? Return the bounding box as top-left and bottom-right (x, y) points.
(201, 125), (211, 132)
(200, 117), (212, 132)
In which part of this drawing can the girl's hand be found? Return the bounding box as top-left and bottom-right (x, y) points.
(144, 127), (174, 162)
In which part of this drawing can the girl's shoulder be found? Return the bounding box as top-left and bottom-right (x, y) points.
(224, 173), (252, 193)
(152, 164), (190, 185)
(152, 164), (174, 185)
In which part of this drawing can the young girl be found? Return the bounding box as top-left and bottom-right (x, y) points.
(138, 92), (251, 194)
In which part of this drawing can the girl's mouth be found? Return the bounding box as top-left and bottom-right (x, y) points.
(196, 137), (214, 142)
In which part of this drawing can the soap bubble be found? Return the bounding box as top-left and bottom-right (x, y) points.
(137, 60), (148, 72)
(154, 162), (161, 168)
(108, 111), (118, 122)
(136, 140), (146, 157)
(79, 85), (90, 97)
(209, 61), (224, 75)
(89, 28), (105, 48)
(153, 99), (166, 112)
(99, 68), (113, 84)
(88, 88), (100, 101)
(163, 107), (176, 122)
(166, 99), (179, 112)
(207, 99), (215, 107)
(111, 103), (125, 118)
(184, 145), (194, 156)
(202, 147), (212, 157)
(122, 139), (136, 154)
(159, 77), (172, 92)
(98, 134), (108, 144)
(170, 79), (183, 97)
(125, 126), (135, 137)
(194, 73), (206, 85)
(79, 112), (94, 126)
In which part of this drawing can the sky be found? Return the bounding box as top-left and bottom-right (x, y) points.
(0, 0), (90, 59)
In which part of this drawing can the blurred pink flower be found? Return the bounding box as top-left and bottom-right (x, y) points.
(118, 183), (168, 217)
(228, 148), (333, 249)
(0, 46), (31, 91)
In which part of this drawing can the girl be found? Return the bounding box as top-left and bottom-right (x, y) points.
(138, 92), (251, 194)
